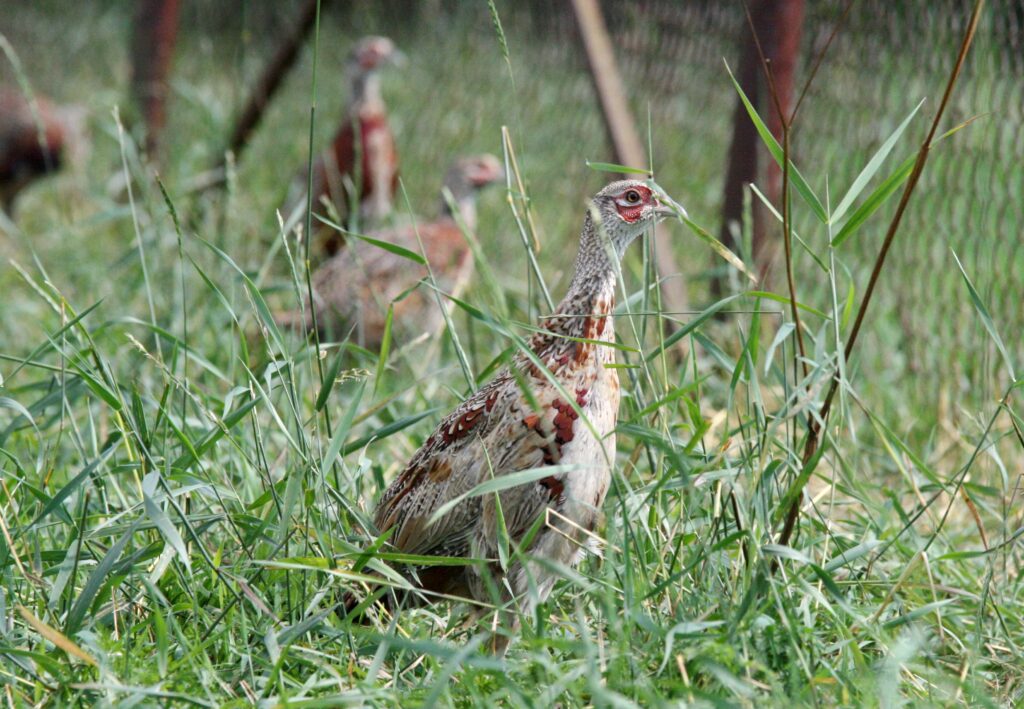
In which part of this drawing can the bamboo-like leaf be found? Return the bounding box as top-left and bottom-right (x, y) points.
(823, 540), (883, 572)
(323, 379), (367, 467)
(749, 184), (829, 272)
(808, 564), (856, 615)
(170, 398), (259, 471)
(725, 61), (828, 223)
(340, 409), (439, 457)
(831, 100), (923, 224)
(494, 487), (510, 571)
(831, 153), (915, 247)
(24, 444), (118, 534)
(372, 551), (483, 566)
(63, 356), (122, 411)
(882, 600), (956, 629)
(831, 116), (978, 248)
(0, 646), (68, 679)
(746, 291), (829, 319)
(762, 544), (812, 564)
(0, 397), (35, 430)
(764, 322), (795, 376)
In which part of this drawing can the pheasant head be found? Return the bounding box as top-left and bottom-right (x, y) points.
(441, 153), (504, 231)
(567, 179), (676, 289)
(346, 36), (404, 102)
(589, 180), (674, 252)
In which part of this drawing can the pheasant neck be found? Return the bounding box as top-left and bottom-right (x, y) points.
(352, 72), (383, 110)
(546, 213), (620, 337)
(440, 192), (477, 232)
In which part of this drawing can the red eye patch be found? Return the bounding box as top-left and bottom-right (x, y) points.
(614, 185), (652, 222)
(618, 204), (644, 222)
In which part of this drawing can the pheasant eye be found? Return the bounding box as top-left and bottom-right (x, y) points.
(624, 190), (641, 204)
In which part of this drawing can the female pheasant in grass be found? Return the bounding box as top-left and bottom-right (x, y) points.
(347, 179), (677, 651)
(285, 153), (503, 347)
(283, 36), (402, 250)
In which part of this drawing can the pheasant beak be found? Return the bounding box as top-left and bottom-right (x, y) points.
(652, 191), (687, 220)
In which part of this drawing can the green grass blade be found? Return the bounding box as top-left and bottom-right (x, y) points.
(322, 379), (366, 468)
(315, 346), (347, 412)
(585, 160), (652, 175)
(953, 251), (1016, 380)
(314, 215), (428, 265)
(142, 472), (191, 573)
(340, 408), (440, 458)
(680, 214), (757, 283)
(725, 61), (827, 223)
(831, 153), (915, 247)
(645, 294), (741, 361)
(66, 522), (138, 634)
(373, 305), (394, 396)
(831, 100), (923, 224)
(427, 464), (583, 527)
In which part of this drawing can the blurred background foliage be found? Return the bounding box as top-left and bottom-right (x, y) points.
(4, 0), (1021, 430)
(1, 1), (1022, 704)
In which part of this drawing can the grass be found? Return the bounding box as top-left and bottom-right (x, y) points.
(1, 1), (1022, 705)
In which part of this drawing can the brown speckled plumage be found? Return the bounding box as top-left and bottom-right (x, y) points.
(284, 154), (503, 347)
(349, 180), (675, 652)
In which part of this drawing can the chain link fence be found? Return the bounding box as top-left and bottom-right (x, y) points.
(4, 0), (1019, 418)
(598, 0), (1023, 413)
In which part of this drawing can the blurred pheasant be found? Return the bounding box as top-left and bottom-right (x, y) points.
(346, 180), (676, 651)
(0, 89), (80, 213)
(284, 153), (503, 347)
(283, 36), (402, 250)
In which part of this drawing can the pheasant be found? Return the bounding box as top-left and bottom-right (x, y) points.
(283, 36), (402, 251)
(0, 89), (77, 213)
(346, 179), (676, 652)
(285, 153), (503, 348)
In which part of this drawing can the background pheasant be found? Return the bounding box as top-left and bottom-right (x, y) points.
(347, 179), (676, 652)
(282, 36), (402, 251)
(285, 153), (503, 348)
(0, 89), (81, 214)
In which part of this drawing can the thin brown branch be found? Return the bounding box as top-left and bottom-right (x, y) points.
(777, 0), (985, 549)
(778, 132), (807, 378)
(790, 0), (854, 124)
(742, 1), (809, 380)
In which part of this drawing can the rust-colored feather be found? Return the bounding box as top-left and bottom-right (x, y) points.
(281, 154), (502, 348)
(344, 179), (673, 655)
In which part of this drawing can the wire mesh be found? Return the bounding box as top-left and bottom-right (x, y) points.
(594, 0), (1023, 414)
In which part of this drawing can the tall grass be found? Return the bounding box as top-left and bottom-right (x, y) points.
(0, 1), (1021, 705)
